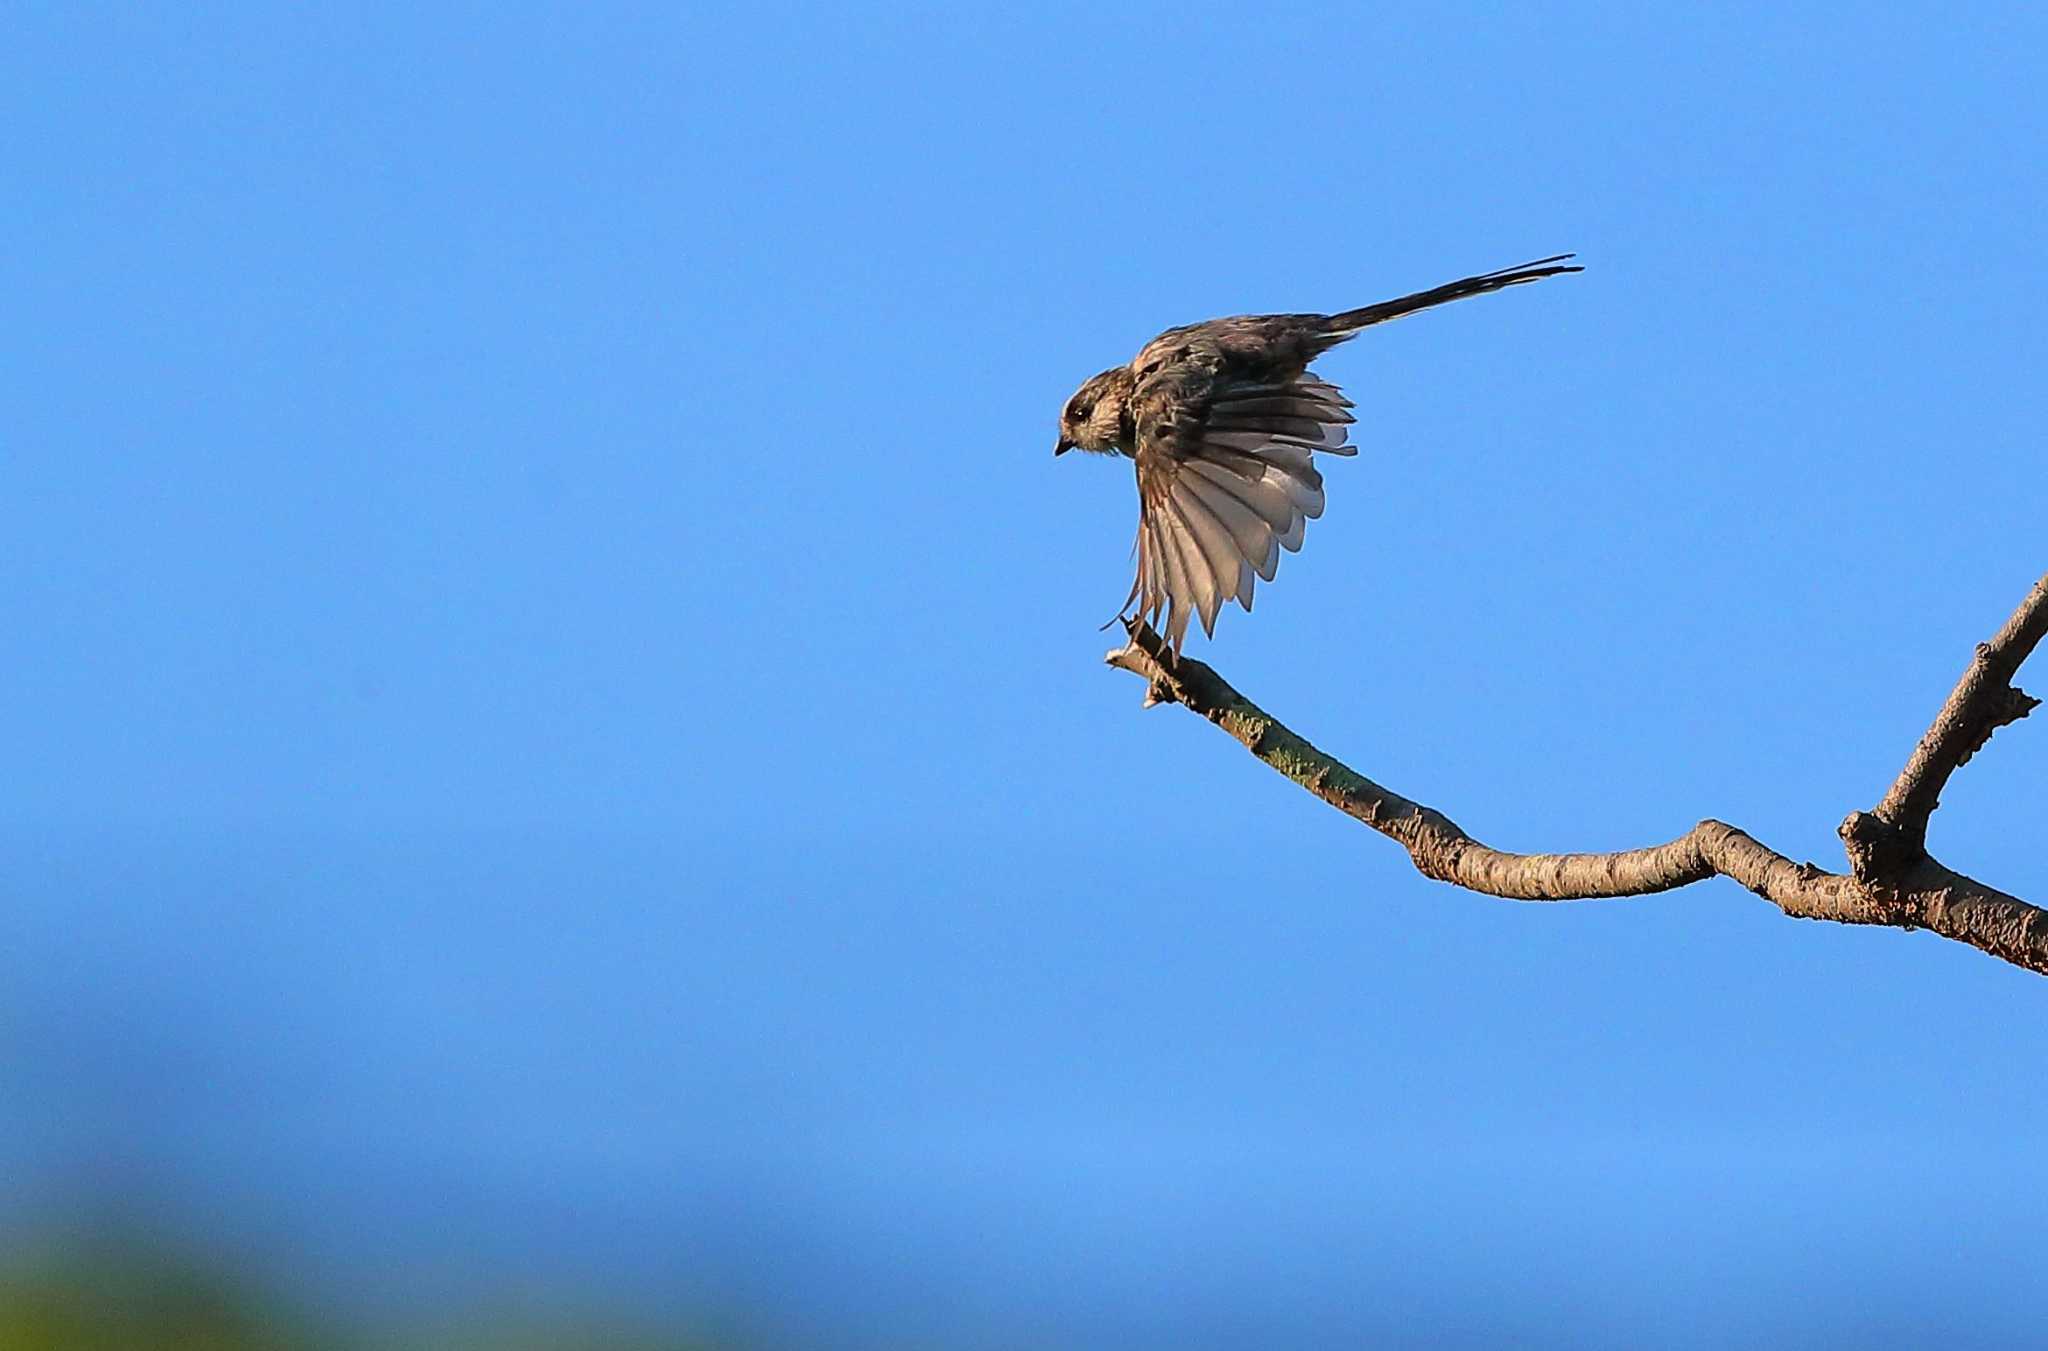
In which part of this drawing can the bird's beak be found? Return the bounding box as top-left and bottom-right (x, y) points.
(1054, 437), (1074, 457)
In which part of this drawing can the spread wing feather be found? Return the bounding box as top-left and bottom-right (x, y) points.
(1172, 486), (1251, 634)
(1177, 470), (1278, 582)
(1124, 369), (1359, 655)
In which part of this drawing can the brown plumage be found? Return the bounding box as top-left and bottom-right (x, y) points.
(1055, 255), (1581, 657)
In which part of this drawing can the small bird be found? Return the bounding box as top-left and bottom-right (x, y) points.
(1056, 255), (1580, 656)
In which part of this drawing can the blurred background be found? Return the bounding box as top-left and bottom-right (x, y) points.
(4, 4), (2045, 1347)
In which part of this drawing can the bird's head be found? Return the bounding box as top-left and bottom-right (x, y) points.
(1054, 367), (1135, 456)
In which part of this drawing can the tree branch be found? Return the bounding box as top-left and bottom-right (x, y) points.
(1868, 574), (2047, 847)
(1106, 573), (2048, 978)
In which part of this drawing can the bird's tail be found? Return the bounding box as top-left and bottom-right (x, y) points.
(1322, 254), (1580, 338)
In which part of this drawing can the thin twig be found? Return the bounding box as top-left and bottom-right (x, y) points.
(1874, 575), (2048, 844)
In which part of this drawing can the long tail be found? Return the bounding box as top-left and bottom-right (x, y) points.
(1322, 254), (1580, 338)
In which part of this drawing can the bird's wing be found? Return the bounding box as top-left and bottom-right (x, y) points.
(1122, 363), (1356, 655)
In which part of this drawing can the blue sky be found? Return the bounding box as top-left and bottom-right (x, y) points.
(4, 5), (2046, 1346)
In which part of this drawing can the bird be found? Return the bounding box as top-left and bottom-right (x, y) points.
(1055, 254), (1581, 658)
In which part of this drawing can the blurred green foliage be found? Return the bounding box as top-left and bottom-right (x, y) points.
(0, 1240), (319, 1351)
(0, 1238), (733, 1351)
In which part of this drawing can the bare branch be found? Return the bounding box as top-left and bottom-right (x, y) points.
(1106, 573), (2048, 978)
(1875, 574), (2048, 844)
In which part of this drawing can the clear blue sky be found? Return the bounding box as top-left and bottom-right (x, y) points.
(4, 5), (2045, 1346)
